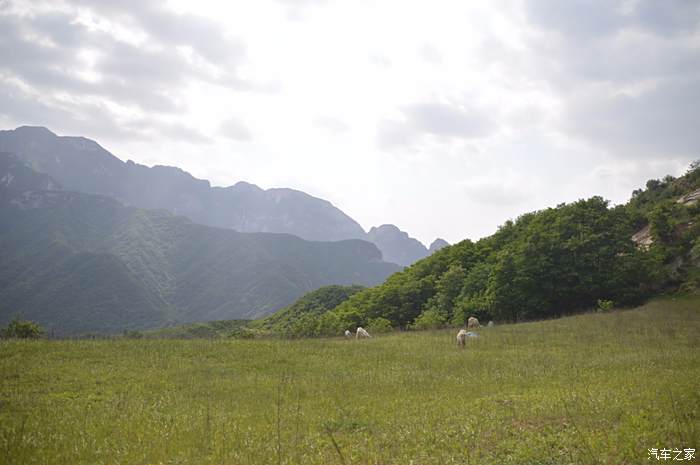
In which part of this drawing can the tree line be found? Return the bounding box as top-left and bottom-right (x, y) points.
(287, 162), (700, 336)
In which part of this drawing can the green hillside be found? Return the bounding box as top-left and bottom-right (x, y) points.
(145, 285), (365, 339)
(268, 163), (700, 336)
(1, 296), (698, 464)
(0, 155), (400, 335)
(251, 284), (366, 337)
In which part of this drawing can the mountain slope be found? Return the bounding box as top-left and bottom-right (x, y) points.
(251, 284), (365, 337)
(367, 224), (430, 266)
(0, 126), (366, 242)
(0, 154), (401, 334)
(0, 189), (171, 334)
(0, 126), (451, 265)
(429, 238), (449, 253)
(0, 151), (61, 193)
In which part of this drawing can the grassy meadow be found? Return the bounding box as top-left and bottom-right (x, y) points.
(1, 296), (699, 465)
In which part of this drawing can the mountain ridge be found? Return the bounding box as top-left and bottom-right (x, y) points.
(0, 126), (367, 242)
(0, 126), (445, 264)
(367, 224), (432, 266)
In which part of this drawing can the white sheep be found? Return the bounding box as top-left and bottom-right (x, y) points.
(456, 329), (468, 348)
(356, 327), (371, 339)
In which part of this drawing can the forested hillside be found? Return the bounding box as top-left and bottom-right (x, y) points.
(0, 155), (400, 335)
(250, 285), (366, 337)
(262, 163), (700, 336)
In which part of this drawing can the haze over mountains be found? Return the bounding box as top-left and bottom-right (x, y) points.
(0, 151), (401, 334)
(368, 224), (432, 266)
(0, 127), (447, 266)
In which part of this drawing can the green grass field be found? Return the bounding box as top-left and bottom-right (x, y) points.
(1, 297), (699, 465)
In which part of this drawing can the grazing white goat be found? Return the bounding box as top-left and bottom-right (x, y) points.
(456, 329), (468, 348)
(356, 327), (371, 339)
(344, 329), (352, 338)
(467, 316), (480, 328)
(487, 321), (494, 327)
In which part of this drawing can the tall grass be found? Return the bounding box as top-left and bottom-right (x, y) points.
(1, 296), (698, 464)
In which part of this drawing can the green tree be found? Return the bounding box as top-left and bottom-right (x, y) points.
(314, 165), (697, 332)
(423, 263), (466, 322)
(1, 319), (45, 339)
(317, 312), (345, 336)
(452, 292), (491, 326)
(367, 317), (392, 334)
(597, 299), (614, 312)
(486, 249), (525, 321)
(412, 309), (446, 330)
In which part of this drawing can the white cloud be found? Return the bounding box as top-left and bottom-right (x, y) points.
(313, 115), (349, 134)
(377, 101), (497, 151)
(0, 0), (697, 244)
(220, 117), (253, 141)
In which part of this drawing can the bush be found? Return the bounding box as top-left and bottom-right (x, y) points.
(412, 309), (446, 330)
(597, 299), (614, 312)
(1, 319), (45, 339)
(123, 330), (144, 339)
(451, 293), (491, 326)
(233, 328), (260, 339)
(317, 312), (345, 336)
(367, 317), (392, 334)
(285, 313), (319, 338)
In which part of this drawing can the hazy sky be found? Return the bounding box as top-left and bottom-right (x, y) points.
(1, 0), (698, 244)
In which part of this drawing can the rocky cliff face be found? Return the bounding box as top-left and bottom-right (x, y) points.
(0, 152), (61, 193)
(677, 188), (700, 206)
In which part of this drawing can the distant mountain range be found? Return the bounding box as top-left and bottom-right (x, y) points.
(0, 152), (400, 335)
(368, 224), (431, 266)
(0, 126), (447, 266)
(366, 226), (450, 266)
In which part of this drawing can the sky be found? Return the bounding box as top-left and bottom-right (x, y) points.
(0, 0), (698, 245)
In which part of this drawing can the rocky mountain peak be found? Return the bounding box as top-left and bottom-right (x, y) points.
(367, 224), (428, 266)
(429, 238), (449, 252)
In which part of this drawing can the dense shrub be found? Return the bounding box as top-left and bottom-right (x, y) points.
(597, 299), (614, 312)
(1, 319), (45, 339)
(411, 309), (446, 330)
(367, 317), (393, 334)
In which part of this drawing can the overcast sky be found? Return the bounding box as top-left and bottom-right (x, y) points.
(1, 0), (698, 244)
